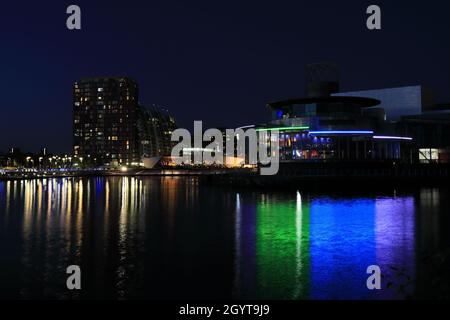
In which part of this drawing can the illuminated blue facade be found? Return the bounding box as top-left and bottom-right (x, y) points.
(333, 85), (434, 121)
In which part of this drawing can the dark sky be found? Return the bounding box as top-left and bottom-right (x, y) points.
(1, 0), (450, 153)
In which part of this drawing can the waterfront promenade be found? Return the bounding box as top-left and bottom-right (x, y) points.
(1, 162), (449, 186)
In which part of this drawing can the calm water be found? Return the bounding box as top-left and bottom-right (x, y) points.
(0, 177), (449, 300)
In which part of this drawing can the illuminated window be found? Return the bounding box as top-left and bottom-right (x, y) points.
(419, 148), (438, 161)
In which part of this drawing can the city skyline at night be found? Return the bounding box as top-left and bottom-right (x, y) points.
(2, 1), (450, 153)
(2, 1), (450, 312)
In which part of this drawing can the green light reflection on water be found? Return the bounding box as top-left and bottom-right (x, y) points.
(255, 192), (310, 299)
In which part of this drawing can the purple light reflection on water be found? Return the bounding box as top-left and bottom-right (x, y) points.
(375, 197), (415, 299)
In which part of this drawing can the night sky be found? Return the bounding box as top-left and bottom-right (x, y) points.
(1, 0), (450, 153)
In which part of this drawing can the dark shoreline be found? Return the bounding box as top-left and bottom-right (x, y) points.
(1, 163), (449, 188)
(204, 162), (450, 190)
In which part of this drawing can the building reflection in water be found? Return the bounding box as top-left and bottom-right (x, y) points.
(415, 187), (450, 298)
(0, 178), (446, 299)
(0, 177), (154, 298)
(233, 192), (416, 300)
(5, 178), (201, 298)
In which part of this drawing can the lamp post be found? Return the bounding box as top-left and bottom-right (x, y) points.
(26, 156), (34, 168)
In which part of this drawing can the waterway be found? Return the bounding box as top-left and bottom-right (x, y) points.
(0, 177), (448, 299)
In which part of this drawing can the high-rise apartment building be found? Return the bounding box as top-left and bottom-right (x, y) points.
(73, 77), (140, 165)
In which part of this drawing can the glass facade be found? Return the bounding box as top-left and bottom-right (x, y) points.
(265, 130), (409, 161)
(137, 105), (177, 158)
(261, 94), (414, 162)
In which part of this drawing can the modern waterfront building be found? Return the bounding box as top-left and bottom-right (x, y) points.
(138, 105), (178, 164)
(73, 78), (179, 167)
(335, 85), (450, 163)
(256, 64), (415, 162)
(398, 109), (450, 163)
(73, 77), (140, 166)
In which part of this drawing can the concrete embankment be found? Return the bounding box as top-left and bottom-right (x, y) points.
(201, 162), (450, 189)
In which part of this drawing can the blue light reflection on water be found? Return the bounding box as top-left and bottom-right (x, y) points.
(234, 193), (416, 300)
(309, 199), (377, 299)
